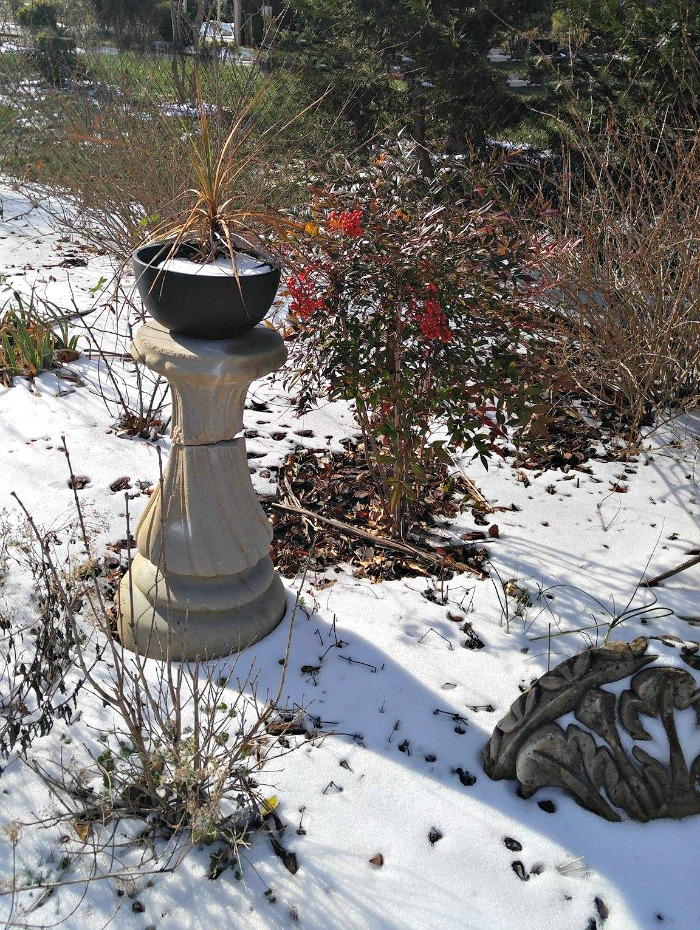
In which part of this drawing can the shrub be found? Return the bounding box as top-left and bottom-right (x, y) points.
(16, 0), (58, 30)
(2, 48), (334, 259)
(285, 144), (546, 536)
(16, 0), (78, 85)
(0, 510), (86, 769)
(32, 28), (78, 84)
(7, 478), (302, 883)
(537, 121), (700, 441)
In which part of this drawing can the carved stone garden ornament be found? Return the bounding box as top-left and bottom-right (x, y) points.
(483, 637), (700, 821)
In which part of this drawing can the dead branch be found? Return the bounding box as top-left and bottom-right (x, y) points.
(270, 500), (487, 579)
(642, 553), (700, 588)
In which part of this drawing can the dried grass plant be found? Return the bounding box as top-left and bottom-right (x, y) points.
(144, 72), (322, 268)
(536, 120), (700, 442)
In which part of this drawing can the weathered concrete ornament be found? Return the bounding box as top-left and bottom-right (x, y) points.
(117, 322), (287, 661)
(483, 637), (700, 821)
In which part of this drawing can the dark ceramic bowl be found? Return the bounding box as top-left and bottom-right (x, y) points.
(133, 241), (282, 340)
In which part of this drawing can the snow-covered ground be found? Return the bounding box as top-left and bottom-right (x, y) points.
(0, 185), (699, 930)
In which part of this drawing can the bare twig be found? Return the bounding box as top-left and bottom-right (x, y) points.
(270, 501), (486, 578)
(643, 554), (700, 588)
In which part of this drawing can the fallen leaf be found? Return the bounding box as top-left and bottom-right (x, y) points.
(55, 349), (80, 363)
(316, 578), (337, 591)
(462, 624), (485, 649)
(454, 767), (476, 786)
(68, 475), (90, 490)
(109, 476), (131, 492)
(300, 665), (321, 677)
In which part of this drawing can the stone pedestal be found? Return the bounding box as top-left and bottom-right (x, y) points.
(117, 322), (287, 660)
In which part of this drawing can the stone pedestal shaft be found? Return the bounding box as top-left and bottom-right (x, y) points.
(117, 322), (287, 660)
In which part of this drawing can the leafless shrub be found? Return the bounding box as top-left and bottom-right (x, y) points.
(50, 271), (171, 440)
(0, 509), (89, 769)
(538, 121), (700, 442)
(23, 649), (295, 867)
(0, 453), (302, 922)
(0, 31), (335, 446)
(0, 510), (10, 583)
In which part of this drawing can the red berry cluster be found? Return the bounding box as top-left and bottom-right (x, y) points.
(287, 270), (326, 319)
(414, 288), (452, 342)
(328, 209), (363, 237)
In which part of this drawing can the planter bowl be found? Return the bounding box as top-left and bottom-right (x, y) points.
(133, 241), (281, 339)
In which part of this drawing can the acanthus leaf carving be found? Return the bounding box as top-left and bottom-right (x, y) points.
(483, 639), (655, 781)
(484, 638), (700, 821)
(516, 723), (622, 822)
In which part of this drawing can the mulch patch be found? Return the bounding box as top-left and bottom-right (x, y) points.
(512, 396), (623, 471)
(260, 446), (489, 581)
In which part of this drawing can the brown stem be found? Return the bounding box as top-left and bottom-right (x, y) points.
(337, 308), (393, 523)
(643, 554), (700, 588)
(392, 286), (405, 538)
(271, 500), (486, 579)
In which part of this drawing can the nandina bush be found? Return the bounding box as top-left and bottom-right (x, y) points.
(285, 146), (547, 537)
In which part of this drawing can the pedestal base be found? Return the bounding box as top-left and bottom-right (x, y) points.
(114, 323), (289, 662)
(118, 554), (287, 660)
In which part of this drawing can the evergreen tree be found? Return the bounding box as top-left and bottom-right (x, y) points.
(281, 0), (539, 154)
(550, 0), (700, 124)
(89, 0), (161, 47)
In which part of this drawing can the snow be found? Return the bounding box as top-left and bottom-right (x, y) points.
(0, 184), (699, 930)
(162, 253), (273, 277)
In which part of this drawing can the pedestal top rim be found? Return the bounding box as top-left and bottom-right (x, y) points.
(133, 321), (287, 379)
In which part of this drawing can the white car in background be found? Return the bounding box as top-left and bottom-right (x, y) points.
(199, 21), (236, 47)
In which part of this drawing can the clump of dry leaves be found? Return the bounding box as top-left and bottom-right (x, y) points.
(262, 447), (489, 581)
